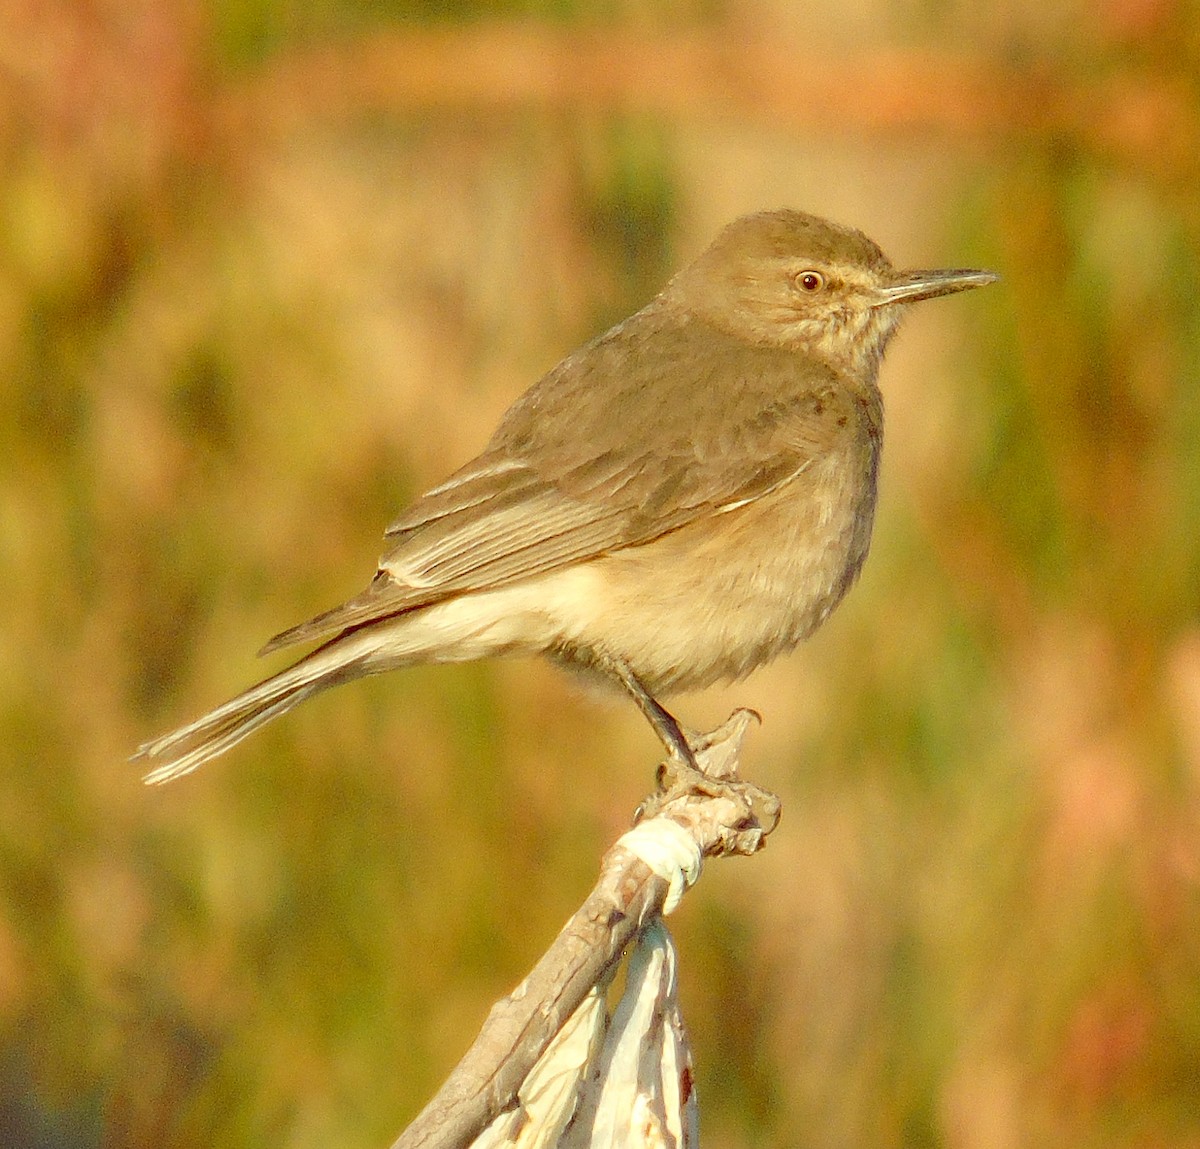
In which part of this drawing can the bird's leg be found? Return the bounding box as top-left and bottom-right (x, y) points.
(610, 662), (780, 830)
(609, 661), (719, 794)
(609, 662), (698, 767)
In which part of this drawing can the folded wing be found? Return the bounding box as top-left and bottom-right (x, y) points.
(261, 314), (851, 655)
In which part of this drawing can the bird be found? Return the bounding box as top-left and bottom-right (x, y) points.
(135, 209), (996, 784)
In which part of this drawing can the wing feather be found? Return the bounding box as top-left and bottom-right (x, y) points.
(261, 307), (862, 655)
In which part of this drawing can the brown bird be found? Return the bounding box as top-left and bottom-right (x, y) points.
(136, 209), (996, 784)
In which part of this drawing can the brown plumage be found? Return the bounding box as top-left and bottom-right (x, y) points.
(135, 209), (995, 783)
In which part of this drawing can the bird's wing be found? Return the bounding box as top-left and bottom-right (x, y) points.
(261, 314), (862, 655)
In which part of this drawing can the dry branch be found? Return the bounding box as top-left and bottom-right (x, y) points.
(390, 708), (777, 1149)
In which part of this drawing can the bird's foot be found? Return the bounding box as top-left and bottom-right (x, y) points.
(636, 709), (780, 846)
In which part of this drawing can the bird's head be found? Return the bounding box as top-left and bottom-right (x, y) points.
(665, 209), (997, 379)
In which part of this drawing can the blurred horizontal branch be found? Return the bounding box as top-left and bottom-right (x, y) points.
(210, 25), (1199, 185)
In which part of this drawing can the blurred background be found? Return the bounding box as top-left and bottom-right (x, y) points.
(2, 1), (1199, 1146)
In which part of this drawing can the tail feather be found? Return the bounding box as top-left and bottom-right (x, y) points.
(257, 577), (417, 658)
(134, 629), (380, 785)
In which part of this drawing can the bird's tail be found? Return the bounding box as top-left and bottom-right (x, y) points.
(133, 626), (388, 785)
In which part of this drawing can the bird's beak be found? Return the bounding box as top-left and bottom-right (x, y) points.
(873, 268), (999, 307)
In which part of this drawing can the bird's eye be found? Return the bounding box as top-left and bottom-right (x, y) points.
(796, 270), (825, 292)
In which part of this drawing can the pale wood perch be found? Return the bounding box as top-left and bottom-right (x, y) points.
(390, 708), (779, 1149)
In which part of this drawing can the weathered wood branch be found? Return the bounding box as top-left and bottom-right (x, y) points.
(390, 708), (777, 1149)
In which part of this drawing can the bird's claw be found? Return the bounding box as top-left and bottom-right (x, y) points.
(635, 709), (780, 841)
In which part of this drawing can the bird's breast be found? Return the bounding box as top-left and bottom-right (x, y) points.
(547, 438), (880, 694)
